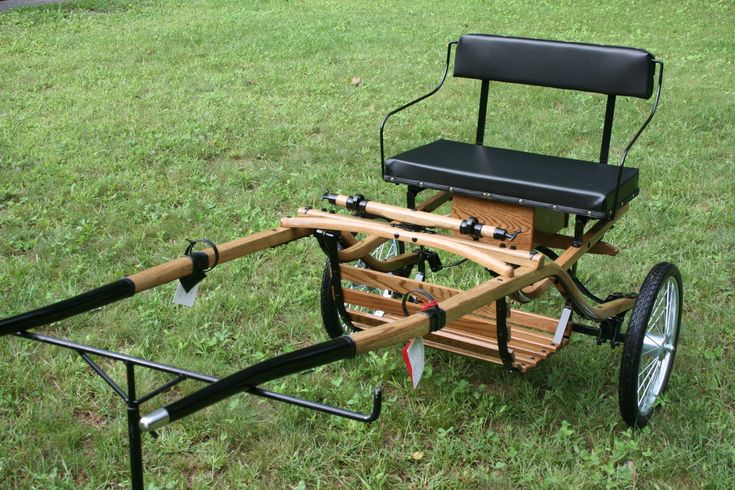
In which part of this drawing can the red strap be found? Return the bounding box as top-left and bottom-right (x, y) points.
(420, 300), (438, 311)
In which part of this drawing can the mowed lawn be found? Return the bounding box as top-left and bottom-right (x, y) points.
(1, 0), (733, 488)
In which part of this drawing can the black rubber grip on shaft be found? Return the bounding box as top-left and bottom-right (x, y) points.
(164, 336), (357, 423)
(0, 278), (135, 336)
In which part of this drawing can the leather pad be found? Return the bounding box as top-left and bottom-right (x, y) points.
(384, 139), (639, 218)
(454, 34), (655, 98)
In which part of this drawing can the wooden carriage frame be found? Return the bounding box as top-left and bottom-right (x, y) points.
(1, 34), (683, 489)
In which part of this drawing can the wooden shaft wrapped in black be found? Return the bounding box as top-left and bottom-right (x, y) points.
(162, 336), (357, 424)
(0, 278), (135, 336)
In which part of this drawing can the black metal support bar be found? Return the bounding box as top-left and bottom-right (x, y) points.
(141, 336), (358, 430)
(599, 94), (616, 163)
(314, 230), (356, 330)
(571, 322), (600, 337)
(406, 185), (422, 209)
(14, 327), (380, 487)
(495, 297), (515, 371)
(137, 375), (186, 405)
(126, 363), (144, 490)
(79, 352), (129, 402)
(16, 331), (218, 383)
(247, 386), (382, 423)
(611, 60), (664, 216)
(572, 216), (588, 248)
(572, 321), (627, 344)
(475, 79), (490, 145)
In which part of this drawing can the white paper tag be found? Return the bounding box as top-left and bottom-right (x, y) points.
(173, 281), (200, 307)
(402, 337), (425, 389)
(553, 306), (573, 345)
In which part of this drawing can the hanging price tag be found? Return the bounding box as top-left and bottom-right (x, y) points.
(402, 337), (425, 389)
(173, 281), (200, 307)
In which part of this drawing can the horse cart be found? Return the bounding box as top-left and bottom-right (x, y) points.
(1, 34), (681, 488)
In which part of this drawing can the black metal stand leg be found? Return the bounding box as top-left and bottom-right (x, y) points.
(126, 363), (144, 490)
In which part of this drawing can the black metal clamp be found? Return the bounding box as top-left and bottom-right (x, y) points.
(458, 216), (519, 242)
(401, 289), (446, 332)
(179, 238), (219, 292)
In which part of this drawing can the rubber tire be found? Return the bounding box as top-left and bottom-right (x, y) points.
(618, 262), (682, 428)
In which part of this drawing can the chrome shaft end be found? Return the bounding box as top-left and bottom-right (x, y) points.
(138, 408), (170, 432)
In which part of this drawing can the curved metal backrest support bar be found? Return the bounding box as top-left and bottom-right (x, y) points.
(380, 41), (456, 173)
(612, 59), (664, 216)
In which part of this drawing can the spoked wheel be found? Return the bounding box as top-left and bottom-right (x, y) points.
(619, 262), (682, 428)
(320, 239), (406, 338)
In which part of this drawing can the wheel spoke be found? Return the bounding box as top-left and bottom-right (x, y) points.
(640, 361), (661, 400)
(638, 357), (657, 384)
(644, 333), (663, 348)
(648, 303), (667, 335)
(638, 357), (658, 386)
(638, 359), (660, 405)
(650, 290), (667, 328)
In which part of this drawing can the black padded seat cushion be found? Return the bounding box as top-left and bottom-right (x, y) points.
(384, 139), (639, 218)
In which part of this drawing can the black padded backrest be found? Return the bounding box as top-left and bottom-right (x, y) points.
(454, 34), (655, 99)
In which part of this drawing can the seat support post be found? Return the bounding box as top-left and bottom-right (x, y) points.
(475, 80), (490, 146)
(572, 216), (589, 247)
(599, 95), (616, 164)
(406, 185), (423, 209)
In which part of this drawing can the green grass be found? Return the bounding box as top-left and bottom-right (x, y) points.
(1, 0), (734, 487)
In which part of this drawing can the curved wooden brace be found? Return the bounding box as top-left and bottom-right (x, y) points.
(281, 215), (515, 277)
(520, 206), (629, 299)
(338, 233), (420, 273)
(338, 235), (389, 261)
(295, 208), (541, 269)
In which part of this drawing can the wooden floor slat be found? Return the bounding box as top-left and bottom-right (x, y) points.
(344, 300), (564, 373)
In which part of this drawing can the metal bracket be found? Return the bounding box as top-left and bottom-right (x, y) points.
(314, 229), (356, 331)
(495, 297), (516, 371)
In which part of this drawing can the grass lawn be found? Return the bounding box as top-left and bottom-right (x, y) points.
(1, 0), (734, 488)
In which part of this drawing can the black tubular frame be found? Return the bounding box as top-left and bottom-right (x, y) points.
(379, 41), (456, 174)
(475, 79), (490, 145)
(611, 59), (664, 217)
(599, 95), (616, 164)
(12, 329), (381, 490)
